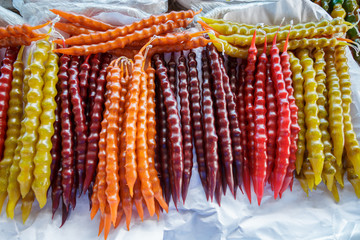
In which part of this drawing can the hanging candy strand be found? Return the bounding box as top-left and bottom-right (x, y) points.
(0, 46), (24, 212)
(32, 43), (60, 208)
(270, 28), (291, 199)
(192, 50), (211, 200)
(18, 40), (50, 198)
(145, 65), (168, 211)
(56, 10), (201, 46)
(253, 36), (268, 204)
(243, 31), (258, 202)
(178, 52), (193, 203)
(153, 53), (183, 203)
(207, 44), (235, 196)
(6, 51), (32, 219)
(279, 27), (300, 195)
(297, 48), (324, 186)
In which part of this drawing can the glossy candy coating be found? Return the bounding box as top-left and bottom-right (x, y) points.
(18, 40), (50, 198)
(32, 47), (59, 208)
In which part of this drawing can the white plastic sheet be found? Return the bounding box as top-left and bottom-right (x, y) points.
(1, 0), (360, 239)
(0, 5), (24, 26)
(173, 0), (279, 15)
(13, 0), (168, 26)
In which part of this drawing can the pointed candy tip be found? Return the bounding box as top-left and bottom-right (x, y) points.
(255, 191), (263, 205)
(60, 208), (69, 228)
(229, 185), (235, 198)
(273, 183), (282, 199)
(52, 48), (62, 53)
(273, 193), (278, 200)
(125, 215), (131, 231)
(239, 187), (244, 195)
(251, 30), (257, 48)
(263, 35), (267, 53)
(181, 189), (188, 205)
(104, 214), (111, 240)
(163, 206), (168, 213)
(111, 217), (117, 226)
(216, 196), (221, 207)
(6, 205), (15, 220)
(246, 192), (252, 203)
(20, 188), (28, 199)
(279, 178), (291, 197)
(0, 194), (6, 214)
(273, 186), (280, 199)
(195, 8), (203, 15)
(53, 39), (62, 44)
(114, 211), (124, 228)
(177, 190), (182, 203)
(159, 200), (168, 214)
(129, 187), (134, 198)
(78, 189), (83, 198)
(314, 177), (322, 186)
(82, 181), (90, 194)
(22, 210), (31, 224)
(35, 192), (47, 209)
(255, 190), (264, 205)
(174, 202), (179, 212)
(244, 184), (251, 203)
(98, 216), (104, 236)
(39, 201), (46, 209)
(148, 206), (155, 218)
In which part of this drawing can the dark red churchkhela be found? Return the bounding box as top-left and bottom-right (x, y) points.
(155, 78), (171, 204)
(154, 53), (184, 204)
(83, 54), (111, 194)
(68, 55), (88, 194)
(201, 48), (218, 202)
(207, 43), (235, 196)
(59, 54), (74, 210)
(50, 84), (62, 184)
(189, 50), (208, 200)
(219, 56), (242, 196)
(178, 52), (193, 203)
(168, 52), (177, 95)
(78, 55), (91, 112)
